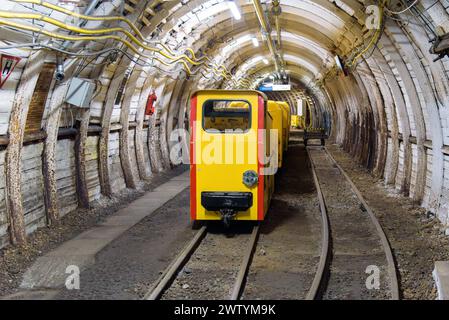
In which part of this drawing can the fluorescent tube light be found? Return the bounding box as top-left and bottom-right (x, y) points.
(227, 1), (241, 20)
(252, 36), (259, 47)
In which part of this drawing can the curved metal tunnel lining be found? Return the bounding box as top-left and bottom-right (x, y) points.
(0, 0), (448, 247)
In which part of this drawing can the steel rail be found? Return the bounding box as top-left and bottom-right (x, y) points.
(305, 147), (330, 300)
(230, 224), (260, 300)
(144, 226), (207, 300)
(323, 148), (400, 300)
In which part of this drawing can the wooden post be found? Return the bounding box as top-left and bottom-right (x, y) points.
(135, 76), (153, 180)
(98, 61), (127, 197)
(74, 110), (91, 208)
(42, 83), (69, 224)
(5, 51), (46, 245)
(119, 69), (139, 189)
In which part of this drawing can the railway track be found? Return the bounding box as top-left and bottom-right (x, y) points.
(307, 146), (399, 300)
(305, 148), (330, 300)
(144, 224), (260, 300)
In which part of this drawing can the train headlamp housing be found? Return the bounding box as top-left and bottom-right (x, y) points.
(243, 170), (258, 188)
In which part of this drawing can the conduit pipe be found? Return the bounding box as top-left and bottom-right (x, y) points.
(251, 0), (281, 72)
(12, 0), (232, 75)
(60, 0), (100, 48)
(0, 18), (237, 82)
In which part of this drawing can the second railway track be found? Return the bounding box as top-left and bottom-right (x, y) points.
(307, 145), (399, 300)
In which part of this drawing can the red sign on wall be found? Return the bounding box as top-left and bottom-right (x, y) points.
(0, 54), (21, 89)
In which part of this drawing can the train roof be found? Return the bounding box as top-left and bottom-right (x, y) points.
(190, 89), (268, 101)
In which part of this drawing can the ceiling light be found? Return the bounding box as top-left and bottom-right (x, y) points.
(227, 1), (241, 20)
(263, 58), (269, 65)
(252, 36), (259, 47)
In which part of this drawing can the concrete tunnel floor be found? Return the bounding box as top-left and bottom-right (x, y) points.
(0, 140), (449, 299)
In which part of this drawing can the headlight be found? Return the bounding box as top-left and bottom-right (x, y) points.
(242, 170), (258, 187)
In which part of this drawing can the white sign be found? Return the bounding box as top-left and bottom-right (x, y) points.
(272, 84), (291, 91)
(0, 54), (21, 89)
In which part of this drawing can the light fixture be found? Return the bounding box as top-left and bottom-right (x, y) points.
(252, 36), (259, 47)
(55, 54), (65, 82)
(227, 1), (241, 20)
(263, 58), (269, 65)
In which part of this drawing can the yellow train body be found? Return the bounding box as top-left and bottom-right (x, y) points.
(277, 101), (291, 152)
(291, 115), (299, 128)
(267, 101), (284, 169)
(190, 90), (285, 223)
(291, 115), (305, 128)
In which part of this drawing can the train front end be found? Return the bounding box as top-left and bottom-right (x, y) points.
(189, 90), (269, 225)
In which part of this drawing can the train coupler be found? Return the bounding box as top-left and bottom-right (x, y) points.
(219, 209), (236, 227)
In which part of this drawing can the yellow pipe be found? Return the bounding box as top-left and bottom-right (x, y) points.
(316, 1), (386, 85)
(12, 0), (232, 74)
(0, 17), (234, 80)
(349, 0), (386, 67)
(0, 11), (202, 66)
(275, 16), (282, 50)
(252, 0), (280, 72)
(15, 0), (145, 39)
(0, 18), (194, 74)
(272, 0), (282, 51)
(5, 2), (241, 81)
(14, 0), (186, 61)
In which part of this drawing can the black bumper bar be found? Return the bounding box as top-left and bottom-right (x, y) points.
(201, 192), (253, 211)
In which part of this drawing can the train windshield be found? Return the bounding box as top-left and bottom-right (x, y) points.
(202, 100), (251, 133)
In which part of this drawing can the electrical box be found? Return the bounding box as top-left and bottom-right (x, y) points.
(65, 77), (95, 108)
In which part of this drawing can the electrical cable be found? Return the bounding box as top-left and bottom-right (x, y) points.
(0, 18), (198, 74)
(398, 21), (447, 109)
(11, 0), (231, 74)
(1, 3), (243, 83)
(385, 0), (418, 14)
(409, 5), (438, 37)
(0, 42), (185, 77)
(0, 34), (232, 81)
(0, 26), (231, 78)
(0, 12), (202, 67)
(348, 1), (386, 68)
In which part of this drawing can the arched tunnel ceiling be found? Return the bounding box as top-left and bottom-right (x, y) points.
(158, 1), (360, 84)
(0, 0), (371, 89)
(141, 0), (368, 87)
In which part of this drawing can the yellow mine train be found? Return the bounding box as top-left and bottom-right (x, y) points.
(190, 90), (290, 225)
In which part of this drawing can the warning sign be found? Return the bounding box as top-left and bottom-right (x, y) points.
(0, 54), (21, 89)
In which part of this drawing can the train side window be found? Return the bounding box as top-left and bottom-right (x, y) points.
(202, 100), (251, 133)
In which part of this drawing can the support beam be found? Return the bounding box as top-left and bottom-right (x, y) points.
(119, 69), (139, 189)
(98, 60), (128, 197)
(5, 51), (46, 245)
(135, 76), (154, 180)
(42, 83), (70, 224)
(75, 110), (91, 209)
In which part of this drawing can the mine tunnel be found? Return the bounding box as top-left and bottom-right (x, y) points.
(0, 0), (449, 304)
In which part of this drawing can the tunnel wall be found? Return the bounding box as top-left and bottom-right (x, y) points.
(0, 51), (193, 248)
(316, 18), (449, 229)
